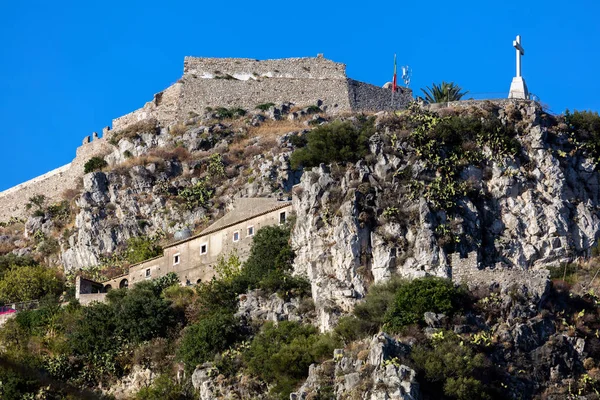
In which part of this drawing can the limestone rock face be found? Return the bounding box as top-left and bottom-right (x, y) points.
(59, 112), (300, 271)
(235, 289), (312, 324)
(104, 365), (154, 399)
(291, 102), (600, 331)
(294, 332), (419, 400)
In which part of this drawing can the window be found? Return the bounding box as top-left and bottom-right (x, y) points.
(247, 226), (254, 236)
(173, 253), (180, 265)
(233, 231), (240, 242)
(145, 268), (151, 277)
(200, 243), (208, 255)
(279, 211), (286, 224)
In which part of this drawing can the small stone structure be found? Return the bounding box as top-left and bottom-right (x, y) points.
(76, 198), (292, 303)
(112, 56), (413, 130)
(451, 251), (549, 299)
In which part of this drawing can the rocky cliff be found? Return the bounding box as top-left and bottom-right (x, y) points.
(4, 99), (600, 399)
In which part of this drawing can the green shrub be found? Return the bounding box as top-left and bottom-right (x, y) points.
(411, 332), (497, 400)
(83, 156), (108, 174)
(136, 374), (193, 400)
(241, 225), (294, 288)
(0, 265), (64, 303)
(69, 302), (118, 355)
(177, 179), (213, 210)
(0, 254), (38, 279)
(245, 321), (339, 399)
(111, 281), (174, 343)
(126, 236), (162, 264)
(385, 276), (467, 331)
(177, 312), (241, 369)
(256, 102), (275, 111)
(565, 109), (600, 157)
(290, 119), (375, 169)
(214, 107), (246, 119)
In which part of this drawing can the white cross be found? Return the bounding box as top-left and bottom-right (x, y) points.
(513, 35), (525, 78)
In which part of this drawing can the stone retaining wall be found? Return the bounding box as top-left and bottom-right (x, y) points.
(451, 252), (549, 299)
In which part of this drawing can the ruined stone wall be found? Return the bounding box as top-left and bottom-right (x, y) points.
(112, 83), (183, 131)
(0, 136), (112, 222)
(183, 56), (347, 80)
(347, 79), (412, 111)
(451, 252), (549, 299)
(177, 76), (353, 119)
(111, 56), (414, 132)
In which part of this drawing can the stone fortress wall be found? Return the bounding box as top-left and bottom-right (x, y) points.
(0, 134), (112, 222)
(113, 55), (412, 130)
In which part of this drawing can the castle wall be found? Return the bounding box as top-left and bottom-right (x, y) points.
(0, 136), (113, 222)
(111, 56), (414, 132)
(112, 83), (183, 131)
(176, 76), (353, 120)
(183, 57), (347, 80)
(347, 79), (412, 111)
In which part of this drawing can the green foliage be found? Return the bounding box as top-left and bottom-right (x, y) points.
(385, 277), (466, 331)
(214, 107), (246, 119)
(256, 102), (275, 111)
(83, 156), (108, 174)
(177, 178), (213, 210)
(162, 285), (195, 311)
(239, 225), (303, 296)
(290, 118), (375, 169)
(420, 81), (468, 104)
(126, 236), (162, 264)
(0, 254), (38, 279)
(565, 109), (600, 158)
(110, 281), (174, 343)
(207, 153), (225, 179)
(406, 109), (519, 213)
(214, 251), (243, 282)
(26, 194), (46, 211)
(68, 302), (118, 355)
(411, 332), (495, 399)
(135, 374), (193, 400)
(0, 265), (64, 303)
(245, 321), (339, 399)
(177, 312), (241, 369)
(46, 201), (71, 224)
(306, 105), (322, 114)
(153, 272), (180, 293)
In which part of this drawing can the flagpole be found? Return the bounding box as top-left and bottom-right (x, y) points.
(391, 54), (396, 108)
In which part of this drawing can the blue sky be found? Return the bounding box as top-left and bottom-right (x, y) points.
(1, 0), (599, 191)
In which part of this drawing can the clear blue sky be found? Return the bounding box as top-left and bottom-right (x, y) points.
(1, 0), (599, 191)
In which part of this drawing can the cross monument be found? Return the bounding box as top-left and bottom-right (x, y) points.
(508, 35), (529, 99)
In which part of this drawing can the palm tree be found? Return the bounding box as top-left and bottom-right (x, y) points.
(420, 82), (468, 104)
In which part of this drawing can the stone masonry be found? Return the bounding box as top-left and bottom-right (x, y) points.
(112, 56), (412, 130)
(451, 252), (549, 300)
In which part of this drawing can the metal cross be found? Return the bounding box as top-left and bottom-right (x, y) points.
(513, 35), (525, 78)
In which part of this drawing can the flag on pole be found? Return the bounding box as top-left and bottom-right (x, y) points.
(392, 54), (398, 93)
